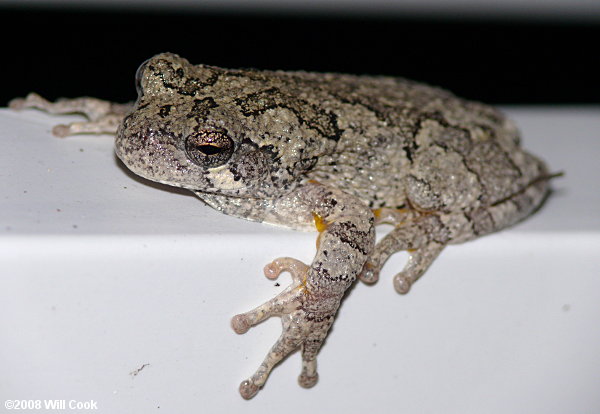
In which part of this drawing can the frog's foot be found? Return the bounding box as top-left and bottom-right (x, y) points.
(9, 92), (132, 137)
(359, 215), (447, 293)
(232, 257), (332, 399)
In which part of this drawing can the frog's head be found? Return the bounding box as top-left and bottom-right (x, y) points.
(115, 53), (274, 198)
(115, 53), (338, 199)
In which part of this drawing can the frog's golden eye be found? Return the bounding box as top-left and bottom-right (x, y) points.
(185, 128), (234, 168)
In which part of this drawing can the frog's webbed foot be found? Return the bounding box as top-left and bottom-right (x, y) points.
(359, 213), (448, 294)
(232, 257), (329, 399)
(9, 92), (132, 137)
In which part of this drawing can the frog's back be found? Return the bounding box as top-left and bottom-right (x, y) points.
(201, 64), (549, 233)
(281, 72), (549, 224)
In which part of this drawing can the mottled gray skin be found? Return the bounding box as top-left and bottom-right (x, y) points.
(10, 52), (551, 399)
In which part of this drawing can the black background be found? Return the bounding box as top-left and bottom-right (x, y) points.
(2, 5), (599, 105)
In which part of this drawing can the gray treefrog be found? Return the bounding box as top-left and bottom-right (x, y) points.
(10, 53), (556, 399)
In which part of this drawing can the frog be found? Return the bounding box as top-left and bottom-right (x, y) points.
(9, 52), (556, 399)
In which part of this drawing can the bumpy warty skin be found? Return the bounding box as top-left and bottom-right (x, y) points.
(115, 53), (547, 233)
(41, 52), (549, 398)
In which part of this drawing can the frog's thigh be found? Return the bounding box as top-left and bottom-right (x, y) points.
(360, 214), (449, 294)
(404, 146), (482, 212)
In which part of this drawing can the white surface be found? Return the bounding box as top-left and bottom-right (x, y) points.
(6, 0), (600, 20)
(1, 106), (599, 413)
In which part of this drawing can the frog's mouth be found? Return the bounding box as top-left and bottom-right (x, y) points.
(114, 121), (200, 188)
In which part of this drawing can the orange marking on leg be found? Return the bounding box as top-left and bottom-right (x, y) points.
(312, 212), (328, 233)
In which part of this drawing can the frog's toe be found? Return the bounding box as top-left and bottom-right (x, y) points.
(51, 124), (71, 138)
(8, 97), (25, 110)
(239, 380), (260, 400)
(231, 314), (251, 334)
(9, 92), (47, 111)
(392, 242), (445, 294)
(298, 371), (319, 388)
(263, 257), (309, 282)
(358, 261), (379, 284)
(393, 273), (412, 294)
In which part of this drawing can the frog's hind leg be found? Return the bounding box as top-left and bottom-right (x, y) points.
(360, 168), (555, 294)
(9, 92), (132, 137)
(359, 214), (449, 294)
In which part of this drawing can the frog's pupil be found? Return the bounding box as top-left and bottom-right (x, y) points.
(198, 144), (222, 156)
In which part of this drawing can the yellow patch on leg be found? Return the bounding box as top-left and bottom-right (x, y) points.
(312, 212), (328, 250)
(312, 212), (328, 232)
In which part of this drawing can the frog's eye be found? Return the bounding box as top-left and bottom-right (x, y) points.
(185, 129), (234, 168)
(135, 59), (150, 96)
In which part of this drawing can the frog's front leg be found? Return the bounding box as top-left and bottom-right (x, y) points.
(231, 182), (375, 399)
(9, 92), (132, 137)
